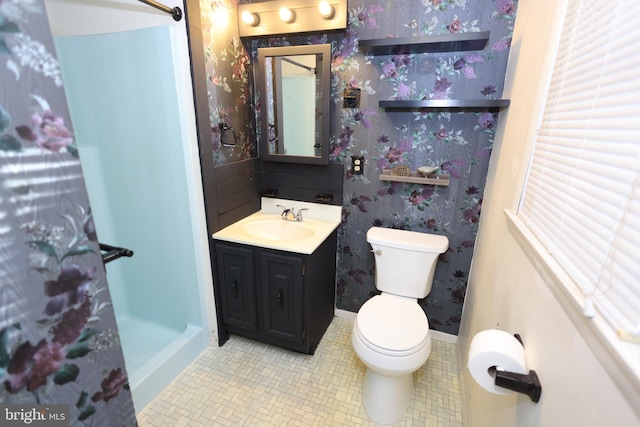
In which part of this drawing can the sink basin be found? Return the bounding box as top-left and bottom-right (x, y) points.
(243, 219), (315, 241)
(211, 198), (342, 254)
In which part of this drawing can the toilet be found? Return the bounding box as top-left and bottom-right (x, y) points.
(351, 227), (448, 425)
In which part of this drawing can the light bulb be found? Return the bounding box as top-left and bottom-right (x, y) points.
(319, 1), (334, 19)
(241, 11), (259, 26)
(279, 7), (295, 23)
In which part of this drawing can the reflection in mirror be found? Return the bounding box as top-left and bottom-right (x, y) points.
(267, 54), (318, 156)
(258, 44), (331, 165)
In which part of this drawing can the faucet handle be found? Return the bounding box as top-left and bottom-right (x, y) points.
(295, 208), (309, 222)
(276, 204), (289, 216)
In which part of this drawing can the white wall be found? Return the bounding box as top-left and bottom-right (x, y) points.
(44, 0), (217, 336)
(458, 1), (640, 426)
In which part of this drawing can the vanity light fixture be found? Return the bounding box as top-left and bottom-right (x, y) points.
(318, 1), (334, 19)
(241, 11), (259, 27)
(279, 7), (295, 23)
(238, 0), (347, 37)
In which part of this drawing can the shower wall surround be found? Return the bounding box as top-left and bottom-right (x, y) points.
(0, 1), (136, 424)
(202, 0), (518, 335)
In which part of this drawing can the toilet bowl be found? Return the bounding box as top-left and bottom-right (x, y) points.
(352, 227), (448, 425)
(352, 293), (432, 425)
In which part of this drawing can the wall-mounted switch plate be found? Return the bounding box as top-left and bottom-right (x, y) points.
(351, 155), (364, 174)
(343, 88), (361, 108)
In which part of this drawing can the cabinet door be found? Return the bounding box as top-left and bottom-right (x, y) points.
(215, 243), (258, 331)
(259, 251), (304, 344)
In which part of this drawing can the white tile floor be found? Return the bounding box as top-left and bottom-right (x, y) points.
(137, 316), (463, 426)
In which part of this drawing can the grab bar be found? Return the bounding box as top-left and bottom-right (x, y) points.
(137, 0), (183, 21)
(99, 243), (134, 264)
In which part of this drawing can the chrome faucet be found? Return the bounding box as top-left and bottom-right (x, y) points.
(276, 205), (296, 221)
(276, 205), (309, 222)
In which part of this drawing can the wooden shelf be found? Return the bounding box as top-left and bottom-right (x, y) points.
(379, 99), (510, 112)
(358, 32), (490, 56)
(379, 170), (449, 186)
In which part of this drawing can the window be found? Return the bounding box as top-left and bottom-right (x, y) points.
(517, 0), (640, 342)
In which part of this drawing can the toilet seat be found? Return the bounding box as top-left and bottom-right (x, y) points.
(355, 294), (429, 357)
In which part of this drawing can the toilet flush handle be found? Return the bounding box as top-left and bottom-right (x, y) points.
(371, 249), (382, 256)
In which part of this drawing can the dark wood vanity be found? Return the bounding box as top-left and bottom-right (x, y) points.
(213, 230), (337, 354)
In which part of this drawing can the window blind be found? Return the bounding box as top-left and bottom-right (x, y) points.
(518, 0), (640, 340)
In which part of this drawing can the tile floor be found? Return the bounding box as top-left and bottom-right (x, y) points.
(137, 316), (463, 427)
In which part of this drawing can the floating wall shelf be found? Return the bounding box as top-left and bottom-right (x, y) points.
(358, 32), (510, 112)
(379, 99), (510, 112)
(379, 170), (449, 186)
(358, 31), (490, 56)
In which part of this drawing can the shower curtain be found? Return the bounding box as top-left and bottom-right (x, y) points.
(0, 1), (136, 424)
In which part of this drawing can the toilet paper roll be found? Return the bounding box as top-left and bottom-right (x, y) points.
(467, 329), (527, 395)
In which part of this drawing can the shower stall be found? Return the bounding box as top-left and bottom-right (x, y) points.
(54, 24), (212, 413)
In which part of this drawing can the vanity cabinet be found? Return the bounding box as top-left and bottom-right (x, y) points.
(213, 230), (337, 355)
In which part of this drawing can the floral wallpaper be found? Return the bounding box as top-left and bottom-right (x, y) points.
(331, 0), (518, 336)
(205, 0), (517, 335)
(201, 0), (258, 166)
(0, 1), (136, 423)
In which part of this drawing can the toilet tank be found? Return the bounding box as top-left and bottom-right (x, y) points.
(367, 227), (448, 299)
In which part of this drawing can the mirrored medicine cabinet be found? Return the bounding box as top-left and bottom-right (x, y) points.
(257, 44), (331, 165)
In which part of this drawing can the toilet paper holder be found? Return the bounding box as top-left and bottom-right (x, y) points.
(493, 334), (542, 403)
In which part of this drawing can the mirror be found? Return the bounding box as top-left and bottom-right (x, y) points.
(257, 44), (331, 165)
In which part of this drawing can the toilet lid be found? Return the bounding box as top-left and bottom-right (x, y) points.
(357, 294), (429, 353)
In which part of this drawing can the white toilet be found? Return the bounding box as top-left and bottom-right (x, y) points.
(351, 226), (448, 425)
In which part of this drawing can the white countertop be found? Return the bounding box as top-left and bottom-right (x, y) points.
(212, 198), (342, 254)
